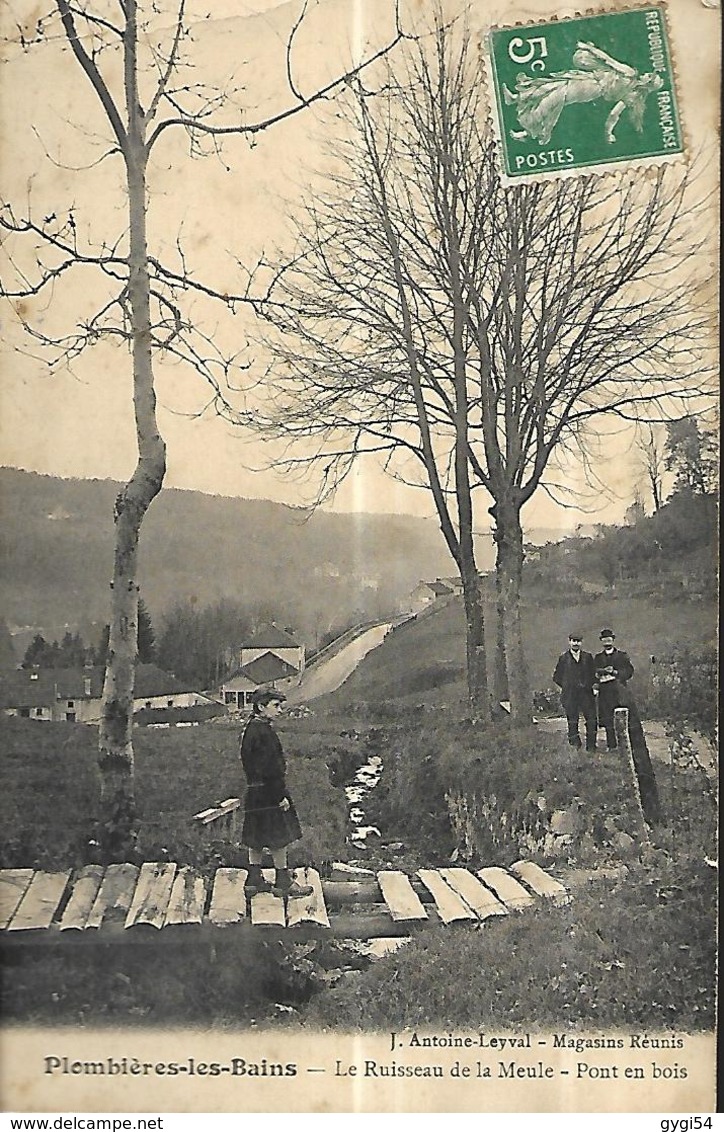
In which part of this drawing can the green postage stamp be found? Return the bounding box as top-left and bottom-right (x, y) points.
(487, 6), (684, 180)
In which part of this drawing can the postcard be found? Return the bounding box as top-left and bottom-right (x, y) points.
(0, 0), (718, 1114)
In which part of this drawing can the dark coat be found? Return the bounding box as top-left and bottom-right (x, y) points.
(239, 715), (303, 851)
(594, 648), (634, 695)
(553, 650), (596, 709)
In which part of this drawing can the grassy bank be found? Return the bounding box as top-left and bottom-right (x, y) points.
(301, 706), (717, 1032)
(0, 714), (354, 870)
(304, 852), (717, 1032)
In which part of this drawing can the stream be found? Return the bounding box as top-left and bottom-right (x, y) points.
(345, 753), (383, 847)
(340, 751), (411, 958)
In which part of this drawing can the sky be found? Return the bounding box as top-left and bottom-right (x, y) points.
(0, 0), (719, 533)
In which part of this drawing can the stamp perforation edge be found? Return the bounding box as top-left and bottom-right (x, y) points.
(478, 1), (690, 187)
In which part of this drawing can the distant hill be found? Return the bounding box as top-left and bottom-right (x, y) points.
(0, 468), (498, 651)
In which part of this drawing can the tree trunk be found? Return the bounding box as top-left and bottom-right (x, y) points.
(493, 567), (510, 708)
(494, 501), (530, 725)
(453, 418), (489, 715)
(97, 3), (166, 858)
(459, 554), (488, 717)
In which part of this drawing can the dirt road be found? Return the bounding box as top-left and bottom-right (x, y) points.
(287, 623), (392, 703)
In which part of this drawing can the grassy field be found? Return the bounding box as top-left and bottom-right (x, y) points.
(0, 714), (355, 871)
(323, 587), (717, 710)
(0, 711), (371, 1028)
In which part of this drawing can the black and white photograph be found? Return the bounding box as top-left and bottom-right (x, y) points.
(0, 0), (719, 1115)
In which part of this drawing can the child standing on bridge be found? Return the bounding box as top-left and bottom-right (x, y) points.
(239, 687), (313, 899)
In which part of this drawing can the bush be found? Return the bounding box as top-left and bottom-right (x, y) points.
(649, 645), (717, 744)
(364, 720), (644, 868)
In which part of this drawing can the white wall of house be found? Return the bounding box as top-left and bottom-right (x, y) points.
(221, 673), (257, 710)
(6, 705), (54, 721)
(6, 699), (99, 723)
(138, 691), (207, 710)
(6, 690), (209, 724)
(223, 688), (252, 708)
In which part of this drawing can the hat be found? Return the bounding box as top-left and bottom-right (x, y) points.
(568, 632), (583, 641)
(250, 687), (287, 707)
(599, 628), (615, 640)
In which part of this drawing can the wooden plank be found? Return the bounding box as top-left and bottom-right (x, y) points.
(59, 866), (105, 931)
(329, 861), (376, 882)
(165, 867), (206, 926)
(439, 868), (508, 920)
(125, 862), (177, 929)
(477, 867), (536, 910)
(250, 869), (286, 926)
(0, 911), (419, 947)
(614, 707), (650, 844)
(286, 868), (330, 928)
(86, 864), (140, 929)
(8, 871), (71, 931)
(196, 798), (241, 827)
(208, 868), (247, 925)
(510, 861), (571, 905)
(378, 871), (428, 922)
(0, 870), (34, 930)
(417, 869), (477, 924)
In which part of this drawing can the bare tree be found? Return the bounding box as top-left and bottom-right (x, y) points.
(454, 152), (713, 722)
(247, 19), (715, 724)
(1, 0), (403, 853)
(637, 424), (667, 512)
(253, 26), (496, 714)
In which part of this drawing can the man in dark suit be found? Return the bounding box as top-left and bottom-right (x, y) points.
(553, 633), (597, 750)
(593, 628), (635, 751)
(594, 628), (661, 824)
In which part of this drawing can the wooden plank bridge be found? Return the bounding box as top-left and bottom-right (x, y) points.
(0, 860), (569, 946)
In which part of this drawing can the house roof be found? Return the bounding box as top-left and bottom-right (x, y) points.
(133, 664), (192, 698)
(411, 579), (453, 598)
(239, 651), (298, 684)
(0, 663), (194, 709)
(134, 702), (226, 726)
(242, 623), (301, 649)
(222, 671), (259, 692)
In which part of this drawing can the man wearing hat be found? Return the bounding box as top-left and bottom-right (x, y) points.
(593, 629), (634, 751)
(553, 633), (598, 750)
(239, 687), (313, 899)
(594, 630), (661, 824)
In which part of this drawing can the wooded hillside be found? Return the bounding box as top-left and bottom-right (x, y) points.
(0, 468), (493, 648)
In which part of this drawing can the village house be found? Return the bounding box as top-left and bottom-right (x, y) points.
(439, 576), (464, 596)
(403, 578), (455, 615)
(224, 623), (305, 677)
(220, 652), (301, 711)
(0, 664), (215, 724)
